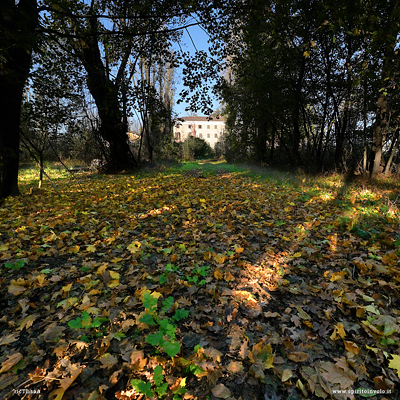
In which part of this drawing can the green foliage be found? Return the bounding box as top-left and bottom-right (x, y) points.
(4, 259), (26, 271)
(131, 365), (185, 399)
(160, 263), (210, 286)
(182, 136), (214, 160)
(139, 292), (188, 358)
(68, 311), (108, 330)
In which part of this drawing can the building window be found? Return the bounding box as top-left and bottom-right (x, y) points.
(214, 125), (217, 129)
(207, 125), (210, 129)
(214, 133), (218, 138)
(198, 125), (202, 129)
(207, 133), (210, 138)
(200, 133), (203, 138)
(188, 125), (192, 129)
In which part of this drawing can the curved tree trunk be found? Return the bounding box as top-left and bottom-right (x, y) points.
(74, 16), (138, 171)
(0, 0), (38, 198)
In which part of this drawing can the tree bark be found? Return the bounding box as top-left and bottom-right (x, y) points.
(0, 0), (38, 198)
(371, 90), (388, 178)
(74, 16), (138, 171)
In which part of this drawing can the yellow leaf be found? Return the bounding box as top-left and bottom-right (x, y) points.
(330, 271), (346, 282)
(36, 274), (46, 285)
(224, 271), (235, 282)
(343, 340), (360, 355)
(107, 280), (120, 288)
(303, 51), (310, 58)
(62, 283), (73, 292)
(214, 269), (223, 280)
(235, 247), (244, 254)
(127, 241), (141, 254)
(213, 253), (226, 264)
(86, 245), (96, 253)
(310, 40), (316, 47)
(0, 244), (9, 251)
(96, 263), (108, 275)
(388, 354), (400, 377)
(109, 271), (120, 280)
(68, 245), (80, 254)
(281, 369), (293, 382)
(330, 322), (346, 340)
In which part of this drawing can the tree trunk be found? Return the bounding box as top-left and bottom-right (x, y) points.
(384, 128), (400, 175)
(0, 0), (38, 198)
(371, 91), (388, 178)
(75, 17), (137, 171)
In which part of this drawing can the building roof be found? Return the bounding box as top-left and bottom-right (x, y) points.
(176, 115), (225, 122)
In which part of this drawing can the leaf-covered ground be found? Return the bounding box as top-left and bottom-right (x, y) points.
(1, 162), (400, 400)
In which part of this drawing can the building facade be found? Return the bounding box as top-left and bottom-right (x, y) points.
(173, 116), (225, 149)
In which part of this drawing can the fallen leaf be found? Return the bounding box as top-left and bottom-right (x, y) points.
(211, 383), (231, 398)
(0, 353), (23, 373)
(281, 369), (293, 382)
(287, 351), (310, 362)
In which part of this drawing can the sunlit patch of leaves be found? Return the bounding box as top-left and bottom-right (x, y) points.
(0, 163), (400, 399)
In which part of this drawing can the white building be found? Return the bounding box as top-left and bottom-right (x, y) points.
(173, 116), (225, 149)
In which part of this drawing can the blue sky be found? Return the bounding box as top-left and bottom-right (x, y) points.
(173, 24), (220, 117)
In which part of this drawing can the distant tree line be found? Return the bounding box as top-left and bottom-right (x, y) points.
(203, 0), (400, 176)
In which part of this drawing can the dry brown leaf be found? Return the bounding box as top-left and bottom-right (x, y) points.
(204, 347), (223, 362)
(226, 361), (244, 374)
(0, 353), (23, 373)
(287, 351), (310, 362)
(0, 373), (18, 390)
(239, 339), (249, 359)
(343, 340), (360, 355)
(211, 383), (232, 399)
(0, 333), (19, 346)
(8, 284), (26, 296)
(100, 353), (118, 369)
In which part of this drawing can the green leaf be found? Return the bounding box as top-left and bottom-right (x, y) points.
(163, 340), (181, 357)
(156, 382), (169, 396)
(131, 379), (154, 397)
(113, 332), (126, 341)
(40, 268), (53, 274)
(185, 363), (205, 375)
(81, 311), (92, 328)
(146, 331), (164, 346)
(153, 365), (164, 386)
(139, 313), (157, 326)
(171, 376), (187, 394)
(172, 308), (189, 322)
(143, 292), (158, 310)
(162, 296), (174, 312)
(68, 317), (83, 329)
(158, 318), (176, 338)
